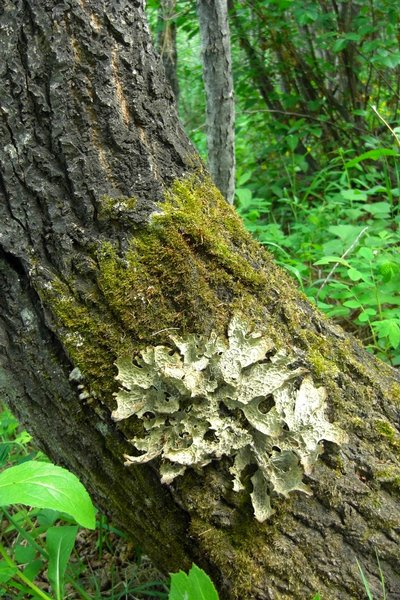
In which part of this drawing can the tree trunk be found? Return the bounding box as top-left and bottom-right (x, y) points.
(157, 0), (179, 103)
(0, 2), (399, 599)
(197, 0), (235, 204)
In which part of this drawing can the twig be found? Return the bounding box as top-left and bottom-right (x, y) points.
(317, 226), (369, 299)
(371, 105), (400, 147)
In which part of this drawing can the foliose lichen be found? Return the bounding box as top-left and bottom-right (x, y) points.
(113, 315), (347, 521)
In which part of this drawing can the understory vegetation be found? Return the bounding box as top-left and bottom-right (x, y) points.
(157, 0), (400, 366)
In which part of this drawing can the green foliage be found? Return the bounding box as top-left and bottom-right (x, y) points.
(0, 462), (96, 529)
(356, 556), (388, 600)
(0, 405), (167, 599)
(169, 564), (219, 600)
(46, 526), (79, 600)
(237, 146), (400, 365)
(0, 409), (96, 599)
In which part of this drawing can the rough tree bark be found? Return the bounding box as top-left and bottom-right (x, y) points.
(197, 0), (235, 204)
(0, 2), (399, 599)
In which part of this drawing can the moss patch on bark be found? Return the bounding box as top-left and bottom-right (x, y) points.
(42, 176), (290, 400)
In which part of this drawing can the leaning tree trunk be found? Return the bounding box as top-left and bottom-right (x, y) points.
(197, 0), (235, 204)
(0, 2), (399, 599)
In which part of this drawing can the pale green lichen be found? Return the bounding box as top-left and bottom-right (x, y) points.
(113, 315), (347, 522)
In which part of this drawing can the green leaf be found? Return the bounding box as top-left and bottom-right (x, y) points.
(379, 262), (398, 282)
(237, 171), (252, 186)
(0, 462), (96, 529)
(343, 300), (362, 309)
(357, 247), (373, 261)
(345, 149), (398, 168)
(358, 309), (376, 323)
(347, 268), (364, 281)
(235, 188), (252, 205)
(333, 38), (349, 52)
(372, 319), (400, 348)
(23, 559), (44, 583)
(341, 189), (368, 202)
(46, 525), (78, 600)
(362, 202), (391, 216)
(314, 256), (351, 267)
(36, 508), (61, 529)
(14, 544), (37, 565)
(356, 559), (373, 600)
(328, 224), (365, 241)
(374, 52), (400, 69)
(388, 319), (400, 350)
(287, 135), (299, 151)
(0, 560), (17, 584)
(169, 564), (219, 600)
(333, 32), (361, 53)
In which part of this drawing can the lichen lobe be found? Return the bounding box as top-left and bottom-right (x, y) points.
(113, 316), (347, 521)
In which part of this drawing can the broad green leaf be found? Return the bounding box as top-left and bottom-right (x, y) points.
(237, 171), (252, 186)
(388, 323), (400, 349)
(333, 38), (349, 53)
(347, 268), (364, 281)
(372, 319), (400, 348)
(14, 544), (37, 565)
(169, 564), (219, 600)
(314, 256), (351, 268)
(0, 560), (17, 583)
(358, 309), (376, 323)
(345, 149), (398, 168)
(341, 189), (367, 202)
(374, 52), (400, 69)
(0, 462), (96, 529)
(46, 525), (78, 600)
(328, 225), (365, 242)
(235, 188), (252, 205)
(343, 300), (362, 309)
(357, 247), (373, 261)
(244, 209), (260, 222)
(362, 202), (391, 216)
(287, 135), (299, 151)
(36, 508), (61, 529)
(379, 262), (398, 282)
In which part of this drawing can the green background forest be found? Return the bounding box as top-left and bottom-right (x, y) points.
(151, 0), (400, 367)
(0, 1), (399, 598)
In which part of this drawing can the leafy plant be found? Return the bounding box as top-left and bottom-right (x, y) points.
(0, 405), (167, 599)
(237, 144), (400, 365)
(0, 459), (96, 599)
(169, 564), (219, 600)
(0, 462), (96, 529)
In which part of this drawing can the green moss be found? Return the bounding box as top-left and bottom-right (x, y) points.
(389, 382), (400, 407)
(41, 176), (284, 407)
(374, 465), (400, 491)
(307, 347), (340, 379)
(374, 419), (400, 449)
(97, 194), (141, 229)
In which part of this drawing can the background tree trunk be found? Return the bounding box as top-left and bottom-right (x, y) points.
(197, 0), (235, 204)
(157, 0), (180, 103)
(0, 2), (399, 599)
